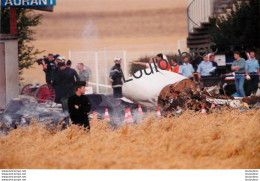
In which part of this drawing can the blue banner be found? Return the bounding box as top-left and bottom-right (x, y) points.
(1, 0), (56, 7)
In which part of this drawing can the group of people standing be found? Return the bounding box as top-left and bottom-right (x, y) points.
(41, 53), (92, 129)
(41, 53), (91, 103)
(231, 50), (259, 97)
(111, 50), (259, 99)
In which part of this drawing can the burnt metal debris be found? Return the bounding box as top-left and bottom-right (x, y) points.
(0, 96), (69, 135)
(0, 89), (259, 135)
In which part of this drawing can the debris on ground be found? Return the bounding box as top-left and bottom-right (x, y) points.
(0, 96), (69, 134)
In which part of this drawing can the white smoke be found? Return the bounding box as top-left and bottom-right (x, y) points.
(82, 20), (99, 50)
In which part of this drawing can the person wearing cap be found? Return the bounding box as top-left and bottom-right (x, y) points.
(110, 56), (123, 98)
(197, 54), (214, 79)
(232, 51), (246, 97)
(42, 53), (57, 85)
(178, 56), (194, 79)
(68, 81), (91, 129)
(245, 50), (260, 96)
(64, 60), (80, 97)
(197, 54), (214, 88)
(55, 55), (66, 68)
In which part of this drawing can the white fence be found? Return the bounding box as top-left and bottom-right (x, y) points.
(69, 42), (187, 94)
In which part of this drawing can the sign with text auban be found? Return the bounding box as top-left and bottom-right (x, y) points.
(1, 0), (56, 7)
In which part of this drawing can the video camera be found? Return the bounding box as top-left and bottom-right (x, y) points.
(36, 56), (49, 65)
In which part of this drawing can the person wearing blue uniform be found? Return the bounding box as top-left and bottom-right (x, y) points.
(197, 54), (213, 78)
(179, 56), (194, 79)
(232, 51), (246, 97)
(245, 50), (260, 96)
(197, 54), (213, 88)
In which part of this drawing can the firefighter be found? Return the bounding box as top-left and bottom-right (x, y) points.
(109, 56), (123, 98)
(68, 81), (91, 129)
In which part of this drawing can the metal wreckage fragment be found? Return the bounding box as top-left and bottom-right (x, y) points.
(0, 96), (69, 135)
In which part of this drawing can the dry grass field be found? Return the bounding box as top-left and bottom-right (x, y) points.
(21, 0), (188, 85)
(1, 109), (259, 169)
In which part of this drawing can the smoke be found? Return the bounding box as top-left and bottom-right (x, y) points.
(0, 96), (70, 135)
(82, 20), (99, 50)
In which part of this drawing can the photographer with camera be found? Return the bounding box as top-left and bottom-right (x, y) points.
(39, 53), (57, 85)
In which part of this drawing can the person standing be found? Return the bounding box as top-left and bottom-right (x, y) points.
(77, 63), (91, 86)
(178, 56), (194, 79)
(232, 51), (246, 97)
(156, 53), (171, 71)
(245, 50), (260, 96)
(170, 58), (180, 73)
(197, 54), (214, 88)
(197, 54), (214, 79)
(42, 53), (56, 85)
(209, 53), (218, 76)
(53, 62), (67, 103)
(110, 56), (123, 98)
(68, 81), (91, 129)
(64, 60), (80, 97)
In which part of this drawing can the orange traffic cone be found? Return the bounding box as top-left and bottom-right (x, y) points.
(124, 109), (129, 122)
(201, 105), (206, 116)
(127, 108), (134, 124)
(92, 111), (97, 120)
(104, 108), (110, 120)
(211, 101), (215, 109)
(156, 107), (161, 118)
(138, 105), (143, 115)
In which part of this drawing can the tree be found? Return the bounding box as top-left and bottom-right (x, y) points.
(209, 0), (260, 51)
(0, 7), (44, 78)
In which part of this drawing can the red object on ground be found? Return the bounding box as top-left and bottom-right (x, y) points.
(124, 109), (129, 122)
(201, 105), (206, 116)
(92, 111), (97, 120)
(104, 108), (110, 120)
(10, 8), (17, 34)
(21, 84), (33, 96)
(127, 108), (134, 123)
(211, 101), (215, 109)
(156, 107), (161, 118)
(138, 105), (143, 115)
(35, 84), (56, 103)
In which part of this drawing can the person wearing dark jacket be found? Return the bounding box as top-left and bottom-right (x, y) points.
(53, 62), (66, 103)
(64, 60), (80, 97)
(109, 56), (123, 98)
(42, 53), (57, 85)
(68, 81), (91, 129)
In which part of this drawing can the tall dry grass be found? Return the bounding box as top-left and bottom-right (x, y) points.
(0, 109), (259, 169)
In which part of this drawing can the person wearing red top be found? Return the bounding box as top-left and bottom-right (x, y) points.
(170, 58), (180, 73)
(156, 53), (172, 71)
